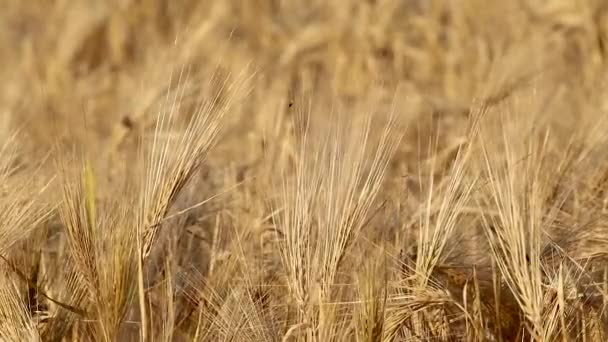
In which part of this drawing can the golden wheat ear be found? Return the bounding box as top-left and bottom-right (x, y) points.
(274, 95), (403, 340)
(56, 152), (140, 341)
(138, 65), (254, 260)
(0, 273), (41, 342)
(0, 134), (54, 257)
(128, 65), (253, 341)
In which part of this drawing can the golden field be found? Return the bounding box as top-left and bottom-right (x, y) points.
(1, 1), (608, 341)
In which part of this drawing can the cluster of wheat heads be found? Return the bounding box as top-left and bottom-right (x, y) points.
(1, 66), (608, 342)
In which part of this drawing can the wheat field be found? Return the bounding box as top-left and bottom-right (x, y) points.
(1, 1), (608, 341)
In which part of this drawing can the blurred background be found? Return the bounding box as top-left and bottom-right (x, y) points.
(2, 1), (607, 161)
